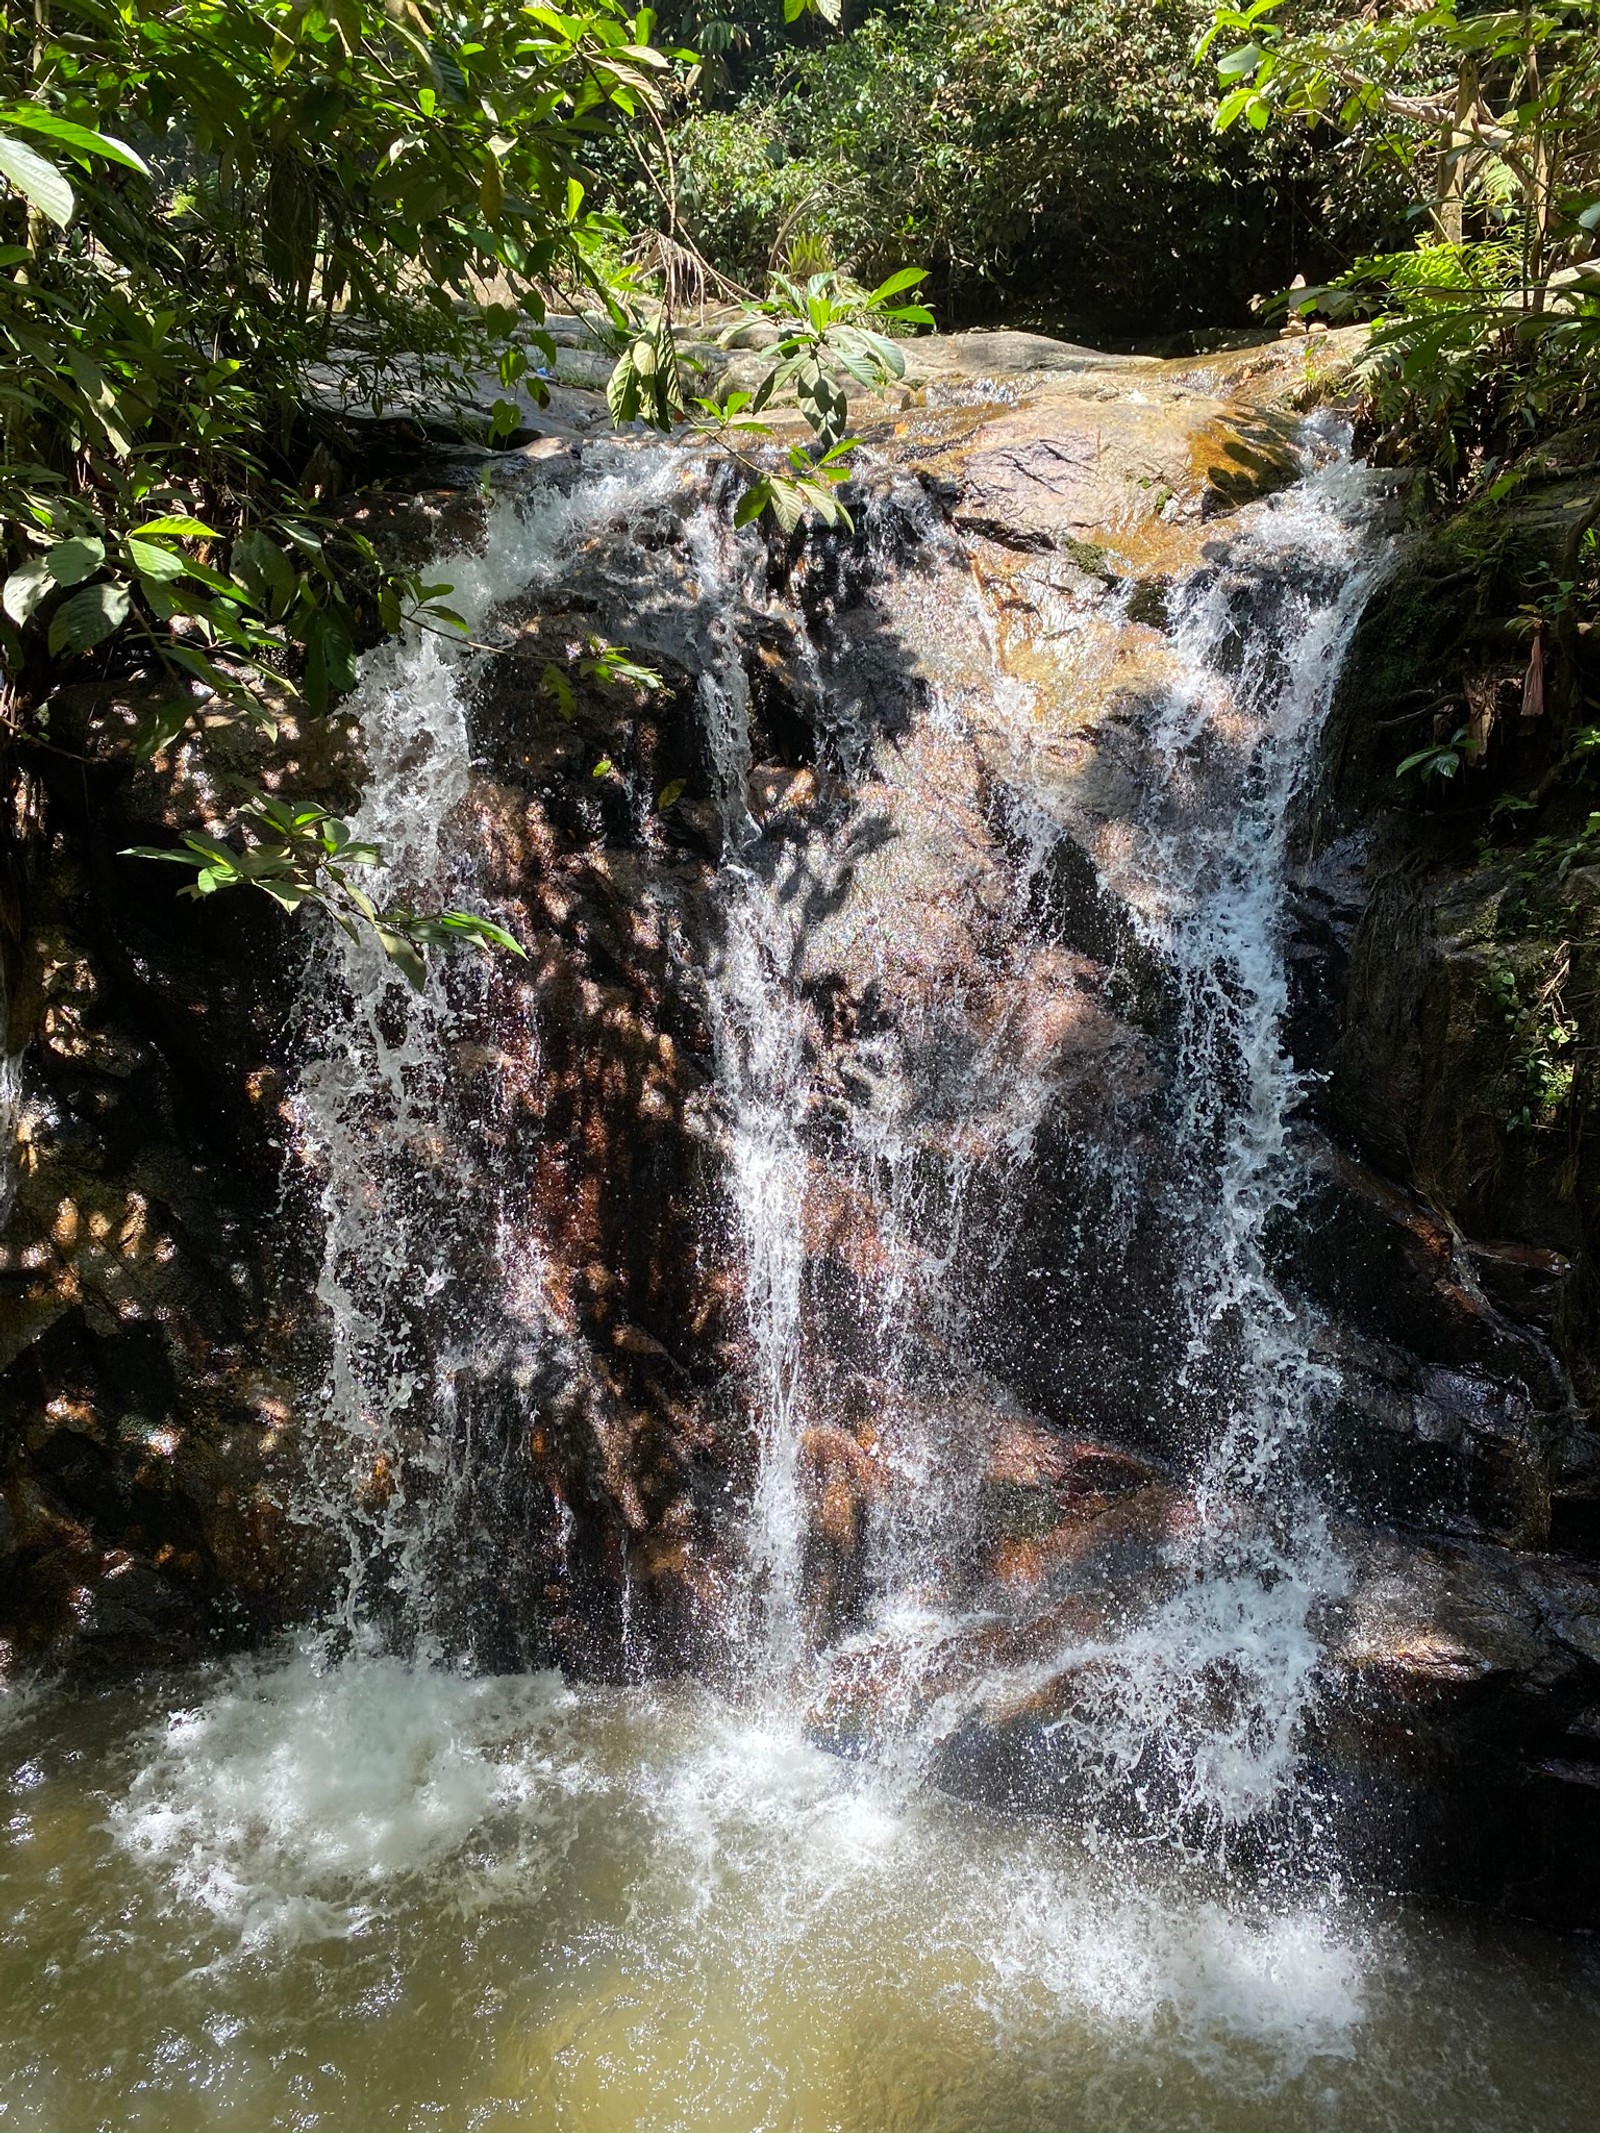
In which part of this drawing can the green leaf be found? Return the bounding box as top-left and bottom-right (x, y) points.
(64, 346), (133, 455)
(435, 911), (526, 956)
(2, 557), (51, 626)
(607, 347), (641, 425)
(132, 515), (220, 539)
(1215, 83), (1259, 131)
(231, 530), (299, 618)
(375, 924), (428, 992)
(127, 539), (188, 583)
(45, 535), (106, 587)
(540, 661), (577, 717)
(255, 881), (319, 913)
(302, 605), (357, 715)
(867, 267), (927, 305)
(120, 843), (207, 864)
(132, 700), (197, 758)
(657, 778), (687, 809)
(48, 579), (129, 655)
(0, 133), (74, 227)
(766, 476), (805, 534)
(0, 109), (150, 175)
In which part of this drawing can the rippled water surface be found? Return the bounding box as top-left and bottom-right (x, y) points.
(2, 1653), (1597, 2133)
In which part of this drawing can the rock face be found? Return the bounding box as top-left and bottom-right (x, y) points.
(0, 735), (320, 1669)
(4, 328), (1600, 1921)
(1281, 423), (1600, 1913)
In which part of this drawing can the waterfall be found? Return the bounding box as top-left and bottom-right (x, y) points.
(1046, 425), (1397, 1832)
(288, 450), (680, 1657)
(672, 417), (1398, 1848)
(686, 507), (818, 1682)
(17, 335), (1600, 2133)
(278, 408), (1398, 1838)
(35, 413), (1600, 2133)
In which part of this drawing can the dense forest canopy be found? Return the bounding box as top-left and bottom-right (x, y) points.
(631, 0), (1411, 339)
(2, 0), (1598, 959)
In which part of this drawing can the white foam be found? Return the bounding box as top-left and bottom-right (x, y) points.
(103, 1652), (1373, 2085)
(109, 1650), (575, 1945)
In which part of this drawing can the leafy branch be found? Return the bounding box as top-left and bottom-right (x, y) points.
(122, 793), (525, 992)
(604, 264), (933, 529)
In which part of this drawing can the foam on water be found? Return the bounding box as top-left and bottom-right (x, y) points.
(0, 1646), (1592, 2126)
(99, 1645), (1369, 2067)
(109, 1654), (574, 1945)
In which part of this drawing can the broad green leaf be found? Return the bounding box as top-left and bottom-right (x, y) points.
(231, 530), (298, 617)
(733, 477), (771, 527)
(2, 557), (51, 625)
(0, 108), (150, 175)
(65, 346), (133, 455)
(867, 267), (927, 304)
(301, 605), (357, 714)
(132, 701), (196, 758)
(375, 924), (428, 992)
(766, 476), (804, 534)
(179, 832), (243, 870)
(128, 539), (188, 582)
(607, 347), (640, 424)
(46, 535), (106, 586)
(132, 515), (221, 539)
(0, 133), (73, 226)
(657, 778), (687, 809)
(256, 881), (318, 913)
(48, 579), (130, 654)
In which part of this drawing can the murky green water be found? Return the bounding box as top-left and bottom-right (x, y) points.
(1, 1651), (1596, 2132)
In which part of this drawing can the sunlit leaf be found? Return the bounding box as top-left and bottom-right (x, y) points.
(0, 133), (73, 227)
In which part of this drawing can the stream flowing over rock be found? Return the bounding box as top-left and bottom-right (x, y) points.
(6, 329), (1600, 1960)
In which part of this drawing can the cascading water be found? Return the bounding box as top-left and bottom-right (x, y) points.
(992, 422), (1402, 1836)
(288, 452), (682, 1658)
(683, 416), (1400, 1852)
(9, 406), (1600, 2133)
(688, 509), (818, 1681)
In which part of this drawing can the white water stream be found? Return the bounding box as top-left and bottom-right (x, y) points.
(287, 451), (681, 1657)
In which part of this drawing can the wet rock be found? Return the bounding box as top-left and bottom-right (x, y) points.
(977, 1419), (1164, 1586)
(1312, 1527), (1600, 1921)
